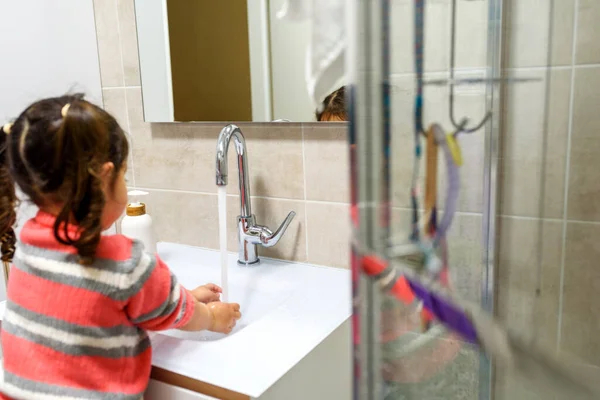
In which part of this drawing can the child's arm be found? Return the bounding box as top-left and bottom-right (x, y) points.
(124, 253), (241, 333)
(125, 253), (195, 331)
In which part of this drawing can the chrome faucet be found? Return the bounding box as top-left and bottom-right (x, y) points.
(216, 124), (296, 265)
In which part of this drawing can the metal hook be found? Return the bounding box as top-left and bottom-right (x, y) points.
(449, 0), (491, 134)
(452, 118), (469, 138)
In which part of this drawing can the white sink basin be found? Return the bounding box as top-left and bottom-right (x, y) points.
(156, 244), (295, 341)
(149, 242), (351, 397)
(159, 281), (291, 342)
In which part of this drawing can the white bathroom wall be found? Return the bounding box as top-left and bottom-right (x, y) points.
(0, 0), (103, 300)
(0, 0), (102, 123)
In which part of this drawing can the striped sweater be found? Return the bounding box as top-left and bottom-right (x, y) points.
(0, 212), (195, 400)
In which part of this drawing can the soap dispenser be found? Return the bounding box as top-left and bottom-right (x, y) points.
(121, 190), (157, 254)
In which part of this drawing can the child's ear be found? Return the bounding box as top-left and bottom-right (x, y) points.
(99, 162), (115, 180)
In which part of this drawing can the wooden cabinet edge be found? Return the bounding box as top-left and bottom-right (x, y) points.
(151, 367), (251, 400)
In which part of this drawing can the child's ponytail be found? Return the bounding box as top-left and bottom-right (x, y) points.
(0, 123), (17, 263)
(7, 94), (129, 265)
(53, 100), (110, 265)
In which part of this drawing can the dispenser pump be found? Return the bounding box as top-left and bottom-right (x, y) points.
(126, 190), (149, 216)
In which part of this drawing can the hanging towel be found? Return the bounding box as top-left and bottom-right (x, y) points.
(278, 0), (346, 106)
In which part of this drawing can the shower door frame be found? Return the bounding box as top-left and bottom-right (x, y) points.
(480, 0), (505, 398)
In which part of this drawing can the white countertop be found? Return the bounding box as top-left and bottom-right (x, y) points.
(153, 243), (352, 397)
(0, 242), (351, 398)
(150, 243), (351, 397)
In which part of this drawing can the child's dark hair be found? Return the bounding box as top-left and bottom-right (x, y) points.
(0, 94), (129, 265)
(0, 139), (16, 263)
(316, 86), (347, 122)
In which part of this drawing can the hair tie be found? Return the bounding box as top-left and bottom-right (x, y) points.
(2, 123), (13, 135)
(61, 103), (71, 118)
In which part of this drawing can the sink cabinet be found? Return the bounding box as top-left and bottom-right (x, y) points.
(146, 320), (352, 400)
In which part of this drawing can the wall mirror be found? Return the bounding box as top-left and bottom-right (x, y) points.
(135, 0), (333, 123)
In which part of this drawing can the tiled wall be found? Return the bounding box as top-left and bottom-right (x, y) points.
(388, 0), (600, 398)
(93, 0), (350, 269)
(494, 0), (600, 398)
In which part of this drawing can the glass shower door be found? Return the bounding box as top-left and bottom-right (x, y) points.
(351, 0), (600, 399)
(384, 0), (493, 398)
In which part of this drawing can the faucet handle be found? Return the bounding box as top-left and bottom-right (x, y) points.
(260, 211), (296, 247)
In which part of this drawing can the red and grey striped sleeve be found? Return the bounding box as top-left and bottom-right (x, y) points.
(124, 253), (195, 331)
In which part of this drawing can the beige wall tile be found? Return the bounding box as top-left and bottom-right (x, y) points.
(497, 361), (600, 399)
(390, 74), (418, 209)
(303, 124), (349, 203)
(391, 71), (489, 134)
(455, 0), (488, 69)
(449, 126), (485, 214)
(226, 196), (306, 263)
(135, 118), (306, 199)
(126, 87), (222, 192)
(117, 0), (141, 86)
(390, 207), (413, 241)
(495, 365), (559, 400)
(93, 0), (124, 87)
(568, 67), (600, 221)
(135, 123), (221, 193)
(446, 213), (483, 303)
(102, 88), (128, 129)
(102, 88), (134, 182)
(496, 218), (562, 350)
(226, 124), (305, 200)
(125, 87), (149, 137)
(391, 1), (450, 74)
(130, 115), (305, 199)
(569, 363), (600, 392)
(391, 0), (488, 72)
(576, 0), (600, 65)
(505, 0), (575, 67)
(501, 69), (571, 218)
(143, 189), (219, 249)
(305, 202), (350, 268)
(146, 191), (307, 263)
(561, 222), (600, 366)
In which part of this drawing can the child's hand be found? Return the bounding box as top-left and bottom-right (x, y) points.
(191, 284), (222, 303)
(207, 302), (241, 334)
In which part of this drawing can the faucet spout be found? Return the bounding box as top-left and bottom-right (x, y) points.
(216, 124), (252, 217)
(215, 124), (296, 265)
